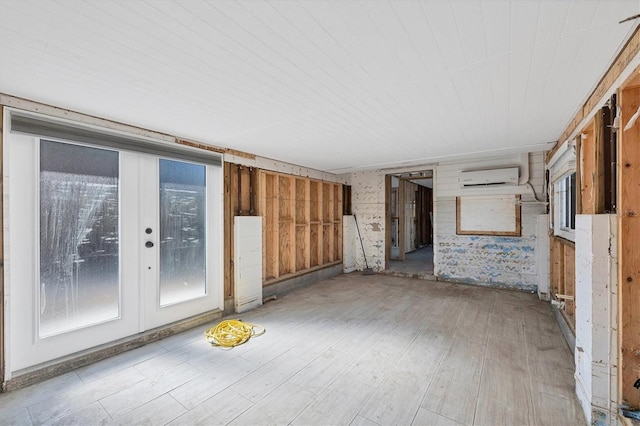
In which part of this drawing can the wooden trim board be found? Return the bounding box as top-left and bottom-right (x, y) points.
(456, 195), (521, 236)
(618, 85), (640, 409)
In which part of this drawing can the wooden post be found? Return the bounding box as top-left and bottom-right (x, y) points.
(576, 134), (583, 214)
(385, 175), (391, 268)
(223, 162), (233, 299)
(619, 85), (640, 408)
(594, 110), (606, 214)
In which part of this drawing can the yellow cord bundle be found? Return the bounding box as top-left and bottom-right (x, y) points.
(204, 319), (265, 348)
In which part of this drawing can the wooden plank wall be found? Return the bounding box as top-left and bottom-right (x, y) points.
(258, 170), (342, 285)
(619, 84), (640, 408)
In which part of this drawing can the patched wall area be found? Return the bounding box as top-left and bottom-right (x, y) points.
(435, 205), (540, 291)
(434, 152), (546, 291)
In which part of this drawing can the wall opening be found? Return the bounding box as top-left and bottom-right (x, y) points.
(384, 170), (433, 277)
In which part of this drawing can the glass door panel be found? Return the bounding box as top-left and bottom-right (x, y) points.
(141, 155), (222, 331)
(7, 120), (223, 372)
(159, 159), (206, 306)
(39, 140), (120, 337)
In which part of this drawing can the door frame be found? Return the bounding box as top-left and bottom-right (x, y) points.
(2, 108), (224, 375)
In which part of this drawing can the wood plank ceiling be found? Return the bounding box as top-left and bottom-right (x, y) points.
(0, 1), (638, 172)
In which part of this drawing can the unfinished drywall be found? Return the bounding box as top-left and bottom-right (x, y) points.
(574, 214), (618, 426)
(434, 153), (546, 291)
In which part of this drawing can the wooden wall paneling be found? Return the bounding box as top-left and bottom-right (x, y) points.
(264, 173), (279, 280)
(322, 183), (334, 263)
(550, 238), (564, 297)
(310, 223), (320, 268)
(295, 178), (308, 272)
(295, 178), (306, 224)
(278, 176), (294, 275)
(619, 85), (640, 408)
(257, 173), (342, 285)
(295, 225), (306, 272)
(549, 238), (576, 328)
(576, 135), (583, 214)
(238, 165), (253, 215)
(564, 245), (576, 320)
(310, 181), (320, 267)
(594, 109), (606, 214)
(323, 223), (332, 263)
(333, 184), (343, 260)
(305, 180), (312, 267)
(318, 181), (325, 264)
(581, 121), (596, 214)
(223, 163), (234, 299)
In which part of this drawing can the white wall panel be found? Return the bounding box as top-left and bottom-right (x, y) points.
(234, 216), (263, 314)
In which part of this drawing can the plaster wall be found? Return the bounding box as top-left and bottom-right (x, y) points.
(433, 152), (546, 291)
(345, 152), (547, 291)
(574, 214), (618, 426)
(347, 170), (386, 271)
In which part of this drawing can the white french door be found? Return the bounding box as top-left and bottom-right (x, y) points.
(138, 154), (222, 330)
(6, 114), (223, 373)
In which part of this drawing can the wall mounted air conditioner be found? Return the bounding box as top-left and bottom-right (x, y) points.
(459, 167), (520, 188)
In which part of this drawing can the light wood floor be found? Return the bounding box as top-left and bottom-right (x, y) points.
(1, 273), (585, 425)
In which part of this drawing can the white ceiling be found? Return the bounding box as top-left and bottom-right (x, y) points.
(1, 1), (638, 173)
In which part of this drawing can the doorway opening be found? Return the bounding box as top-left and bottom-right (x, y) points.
(384, 170), (434, 278)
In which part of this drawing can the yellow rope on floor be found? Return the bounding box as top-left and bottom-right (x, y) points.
(204, 319), (266, 348)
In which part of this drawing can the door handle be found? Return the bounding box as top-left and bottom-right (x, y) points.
(145, 241), (154, 248)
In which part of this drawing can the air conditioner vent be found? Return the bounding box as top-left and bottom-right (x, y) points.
(459, 167), (519, 188)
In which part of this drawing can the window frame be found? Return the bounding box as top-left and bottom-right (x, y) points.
(554, 171), (576, 240)
(548, 139), (577, 242)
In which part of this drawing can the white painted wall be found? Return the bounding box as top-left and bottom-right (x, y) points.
(342, 215), (357, 273)
(536, 214), (550, 300)
(574, 214), (618, 426)
(347, 170), (387, 271)
(234, 216), (263, 314)
(345, 152), (547, 291)
(433, 152), (546, 291)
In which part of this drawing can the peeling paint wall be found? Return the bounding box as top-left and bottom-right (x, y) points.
(574, 214), (618, 426)
(434, 152), (546, 291)
(346, 170), (386, 271)
(344, 153), (547, 289)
